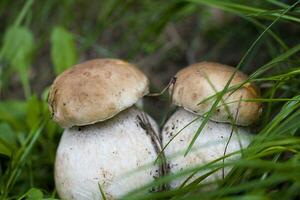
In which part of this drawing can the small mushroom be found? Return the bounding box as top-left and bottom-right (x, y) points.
(170, 62), (261, 126)
(162, 62), (261, 188)
(49, 59), (161, 199)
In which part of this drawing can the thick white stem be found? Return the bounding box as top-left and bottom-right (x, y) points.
(55, 107), (160, 200)
(162, 108), (251, 188)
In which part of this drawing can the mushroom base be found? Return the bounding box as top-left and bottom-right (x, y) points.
(162, 108), (251, 188)
(55, 107), (160, 200)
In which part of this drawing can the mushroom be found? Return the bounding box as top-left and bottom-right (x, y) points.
(48, 59), (162, 199)
(162, 62), (261, 188)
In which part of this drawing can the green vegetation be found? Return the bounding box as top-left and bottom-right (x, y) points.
(0, 0), (300, 199)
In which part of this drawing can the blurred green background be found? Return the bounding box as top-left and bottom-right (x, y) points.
(0, 0), (300, 199)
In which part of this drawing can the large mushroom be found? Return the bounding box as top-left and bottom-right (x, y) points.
(48, 59), (163, 199)
(162, 62), (261, 188)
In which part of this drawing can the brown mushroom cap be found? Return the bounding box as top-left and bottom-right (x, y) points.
(170, 62), (261, 126)
(48, 59), (149, 128)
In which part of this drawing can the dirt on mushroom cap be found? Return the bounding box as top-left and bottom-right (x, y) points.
(48, 58), (149, 128)
(170, 62), (261, 126)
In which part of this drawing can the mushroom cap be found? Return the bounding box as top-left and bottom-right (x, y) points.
(162, 108), (251, 188)
(48, 58), (149, 128)
(170, 62), (261, 126)
(55, 107), (160, 199)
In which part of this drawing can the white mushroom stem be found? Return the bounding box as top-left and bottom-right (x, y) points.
(55, 107), (160, 200)
(162, 108), (252, 188)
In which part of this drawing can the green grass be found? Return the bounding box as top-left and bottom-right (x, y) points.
(0, 0), (300, 199)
